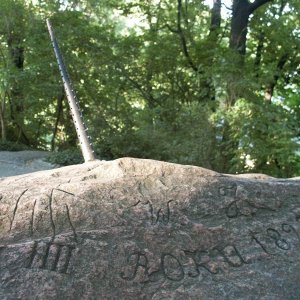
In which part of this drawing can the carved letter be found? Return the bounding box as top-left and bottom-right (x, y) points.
(215, 245), (249, 267)
(120, 252), (149, 281)
(184, 250), (218, 276)
(225, 201), (239, 218)
(161, 253), (184, 281)
(147, 200), (173, 225)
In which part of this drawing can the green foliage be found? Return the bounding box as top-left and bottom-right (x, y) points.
(0, 0), (299, 177)
(214, 99), (300, 177)
(0, 141), (31, 151)
(95, 103), (215, 168)
(46, 148), (84, 166)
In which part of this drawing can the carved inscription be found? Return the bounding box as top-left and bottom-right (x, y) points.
(26, 240), (75, 274)
(184, 249), (218, 276)
(133, 200), (173, 225)
(220, 184), (277, 218)
(0, 181), (299, 287)
(0, 246), (5, 258)
(1, 187), (79, 240)
(149, 200), (172, 225)
(251, 223), (299, 254)
(161, 253), (184, 281)
(225, 199), (276, 218)
(10, 189), (29, 231)
(120, 220), (300, 283)
(48, 188), (78, 241)
(119, 244), (248, 283)
(295, 211), (300, 222)
(213, 245), (250, 267)
(120, 252), (149, 281)
(282, 223), (300, 241)
(120, 251), (185, 282)
(250, 231), (271, 254)
(267, 228), (291, 250)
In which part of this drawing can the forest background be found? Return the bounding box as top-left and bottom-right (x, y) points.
(0, 0), (299, 177)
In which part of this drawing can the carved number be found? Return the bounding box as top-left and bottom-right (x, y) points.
(26, 241), (75, 274)
(266, 228), (291, 251)
(281, 223), (300, 241)
(250, 232), (271, 254)
(251, 225), (294, 254)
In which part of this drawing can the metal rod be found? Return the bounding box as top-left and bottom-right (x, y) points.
(46, 18), (95, 162)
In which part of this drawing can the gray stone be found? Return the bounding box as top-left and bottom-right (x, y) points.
(0, 158), (299, 299)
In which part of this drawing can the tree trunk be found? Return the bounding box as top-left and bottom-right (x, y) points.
(254, 31), (265, 74)
(230, 0), (250, 55)
(209, 0), (222, 37)
(0, 99), (6, 141)
(230, 0), (273, 54)
(7, 35), (29, 145)
(264, 53), (289, 102)
(221, 0), (273, 172)
(8, 36), (24, 114)
(218, 119), (239, 173)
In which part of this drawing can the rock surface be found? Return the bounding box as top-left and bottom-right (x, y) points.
(0, 158), (300, 299)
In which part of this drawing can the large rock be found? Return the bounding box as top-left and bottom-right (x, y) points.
(0, 158), (299, 299)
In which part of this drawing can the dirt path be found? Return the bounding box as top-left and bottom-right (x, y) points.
(0, 151), (57, 177)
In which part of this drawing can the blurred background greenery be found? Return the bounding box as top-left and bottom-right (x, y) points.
(0, 0), (299, 177)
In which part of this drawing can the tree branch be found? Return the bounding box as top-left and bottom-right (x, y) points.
(265, 52), (289, 101)
(209, 0), (222, 35)
(222, 3), (233, 11)
(166, 24), (179, 33)
(248, 0), (274, 15)
(119, 65), (159, 107)
(176, 0), (198, 72)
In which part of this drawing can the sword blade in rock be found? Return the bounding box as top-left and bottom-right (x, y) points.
(46, 19), (95, 162)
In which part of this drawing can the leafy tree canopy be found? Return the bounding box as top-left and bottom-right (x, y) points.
(0, 0), (299, 177)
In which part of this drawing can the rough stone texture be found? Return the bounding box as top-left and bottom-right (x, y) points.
(0, 158), (299, 299)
